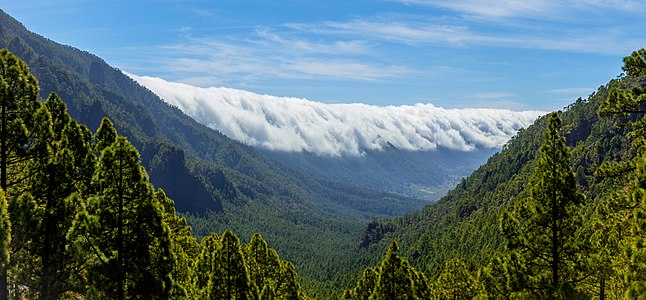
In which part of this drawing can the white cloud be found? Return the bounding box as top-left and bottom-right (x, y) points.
(403, 0), (553, 19)
(129, 73), (545, 156)
(139, 36), (410, 86)
(317, 20), (472, 45)
(291, 18), (641, 55)
(550, 87), (594, 95)
(402, 0), (646, 19)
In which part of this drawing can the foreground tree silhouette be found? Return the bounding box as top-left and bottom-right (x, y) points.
(500, 112), (585, 298)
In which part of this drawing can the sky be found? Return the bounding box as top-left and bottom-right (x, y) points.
(3, 0), (645, 111)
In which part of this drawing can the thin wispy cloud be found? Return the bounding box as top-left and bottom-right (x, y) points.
(550, 87), (594, 95)
(288, 16), (641, 55)
(129, 74), (545, 156)
(140, 35), (411, 87)
(297, 20), (472, 45)
(403, 0), (552, 19)
(402, 0), (646, 19)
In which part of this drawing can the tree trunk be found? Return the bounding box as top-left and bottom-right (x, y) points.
(551, 149), (559, 297)
(117, 162), (124, 300)
(40, 168), (55, 300)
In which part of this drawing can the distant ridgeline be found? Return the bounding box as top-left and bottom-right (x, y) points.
(347, 49), (646, 299)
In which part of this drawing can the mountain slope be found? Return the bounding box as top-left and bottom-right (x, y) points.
(361, 79), (631, 277)
(0, 10), (430, 293)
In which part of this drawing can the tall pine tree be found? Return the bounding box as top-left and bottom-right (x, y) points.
(84, 134), (172, 299)
(0, 48), (49, 300)
(500, 112), (585, 298)
(370, 241), (415, 300)
(244, 233), (281, 298)
(597, 48), (646, 297)
(9, 93), (93, 299)
(207, 230), (253, 300)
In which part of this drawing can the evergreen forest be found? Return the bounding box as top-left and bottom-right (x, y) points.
(1, 7), (646, 300)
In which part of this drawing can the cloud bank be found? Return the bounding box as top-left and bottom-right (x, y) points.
(129, 74), (545, 156)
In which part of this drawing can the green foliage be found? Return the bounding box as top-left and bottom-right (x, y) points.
(0, 12), (429, 296)
(350, 50), (646, 300)
(622, 48), (646, 77)
(83, 135), (173, 299)
(9, 93), (92, 299)
(245, 233), (281, 298)
(0, 47), (51, 300)
(347, 268), (378, 300)
(156, 188), (200, 299)
(499, 112), (586, 298)
(596, 47), (646, 298)
(0, 189), (8, 273)
(345, 241), (430, 300)
(0, 47), (311, 299)
(207, 230), (254, 299)
(433, 258), (481, 299)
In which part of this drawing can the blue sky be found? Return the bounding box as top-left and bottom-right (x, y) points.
(3, 0), (645, 110)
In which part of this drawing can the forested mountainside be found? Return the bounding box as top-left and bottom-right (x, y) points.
(0, 10), (426, 295)
(0, 48), (308, 299)
(346, 49), (646, 298)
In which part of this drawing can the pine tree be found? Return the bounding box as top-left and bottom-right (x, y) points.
(500, 112), (585, 298)
(597, 48), (646, 297)
(84, 135), (172, 299)
(433, 258), (481, 299)
(207, 230), (253, 299)
(370, 241), (415, 300)
(245, 233), (281, 297)
(93, 117), (117, 154)
(274, 261), (301, 300)
(156, 188), (199, 299)
(0, 48), (49, 300)
(10, 93), (93, 299)
(193, 233), (220, 298)
(348, 268), (378, 300)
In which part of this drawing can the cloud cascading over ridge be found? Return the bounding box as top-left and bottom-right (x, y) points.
(129, 74), (545, 156)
